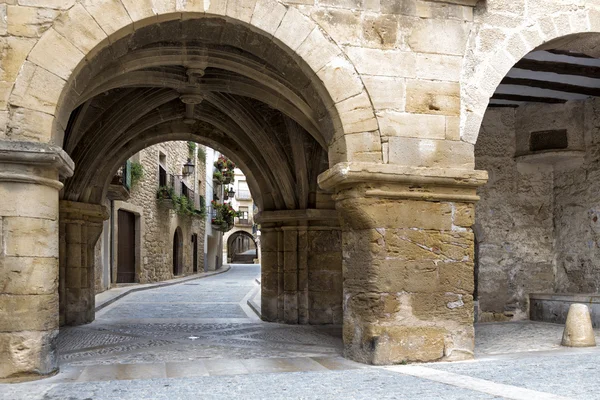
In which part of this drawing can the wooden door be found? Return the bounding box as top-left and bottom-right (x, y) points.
(173, 230), (181, 275)
(192, 234), (198, 273)
(117, 210), (136, 283)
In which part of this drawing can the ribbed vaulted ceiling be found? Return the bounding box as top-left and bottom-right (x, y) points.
(61, 18), (333, 211)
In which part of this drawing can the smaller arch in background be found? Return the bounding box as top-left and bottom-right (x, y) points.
(227, 230), (258, 264)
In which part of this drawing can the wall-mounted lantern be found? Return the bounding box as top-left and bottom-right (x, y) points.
(182, 158), (195, 176)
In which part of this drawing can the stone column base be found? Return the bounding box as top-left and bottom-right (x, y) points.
(319, 162), (488, 364)
(256, 209), (342, 325)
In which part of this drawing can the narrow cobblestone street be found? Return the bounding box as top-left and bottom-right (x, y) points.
(3, 265), (600, 399)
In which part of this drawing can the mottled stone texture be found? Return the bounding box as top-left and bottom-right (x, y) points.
(475, 108), (555, 321)
(336, 189), (476, 364)
(260, 214), (342, 325)
(0, 142), (72, 382)
(476, 99), (600, 321)
(59, 201), (108, 326)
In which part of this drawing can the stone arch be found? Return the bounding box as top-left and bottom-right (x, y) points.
(227, 230), (258, 263)
(9, 0), (380, 164)
(461, 8), (600, 145)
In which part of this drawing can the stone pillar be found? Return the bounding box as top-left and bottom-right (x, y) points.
(0, 141), (73, 382)
(259, 225), (280, 322)
(256, 210), (341, 325)
(319, 163), (487, 365)
(59, 201), (109, 326)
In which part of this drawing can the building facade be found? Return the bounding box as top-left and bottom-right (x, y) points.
(4, 0), (600, 382)
(94, 141), (207, 294)
(223, 168), (258, 264)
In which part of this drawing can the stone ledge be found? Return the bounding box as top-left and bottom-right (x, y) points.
(318, 162), (488, 202)
(0, 140), (74, 178)
(254, 209), (339, 224)
(530, 293), (600, 328)
(59, 200), (110, 223)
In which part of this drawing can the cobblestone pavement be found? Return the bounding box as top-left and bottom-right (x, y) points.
(3, 265), (600, 399)
(56, 265), (343, 367)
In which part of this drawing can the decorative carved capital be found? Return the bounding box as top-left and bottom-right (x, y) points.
(0, 140), (74, 189)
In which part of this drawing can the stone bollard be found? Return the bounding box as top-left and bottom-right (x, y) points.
(561, 304), (596, 347)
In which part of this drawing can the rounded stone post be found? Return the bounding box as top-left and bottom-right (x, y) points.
(319, 163), (487, 365)
(0, 141), (73, 382)
(561, 304), (596, 347)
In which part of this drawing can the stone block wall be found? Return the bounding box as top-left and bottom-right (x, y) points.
(128, 141), (206, 283)
(475, 108), (555, 320)
(476, 99), (600, 320)
(93, 141), (206, 290)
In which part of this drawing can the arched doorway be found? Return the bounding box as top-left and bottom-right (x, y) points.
(192, 234), (199, 273)
(173, 227), (183, 276)
(227, 230), (257, 264)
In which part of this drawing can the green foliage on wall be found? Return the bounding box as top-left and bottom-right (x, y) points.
(131, 161), (144, 187)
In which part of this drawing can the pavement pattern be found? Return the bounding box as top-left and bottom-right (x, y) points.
(2, 264), (600, 399)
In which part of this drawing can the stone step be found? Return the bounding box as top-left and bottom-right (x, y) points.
(52, 356), (365, 383)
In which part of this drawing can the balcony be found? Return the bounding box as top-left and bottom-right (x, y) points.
(236, 189), (252, 200)
(235, 214), (253, 227)
(158, 173), (205, 217)
(107, 161), (131, 201)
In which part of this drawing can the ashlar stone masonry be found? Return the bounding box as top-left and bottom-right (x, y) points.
(2, 0), (600, 383)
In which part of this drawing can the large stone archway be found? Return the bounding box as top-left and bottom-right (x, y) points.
(0, 0), (508, 383)
(8, 0), (381, 165)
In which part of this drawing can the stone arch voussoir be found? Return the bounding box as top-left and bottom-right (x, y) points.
(9, 0), (379, 164)
(461, 8), (597, 145)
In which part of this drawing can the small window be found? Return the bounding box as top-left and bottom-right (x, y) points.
(530, 129), (568, 152)
(158, 152), (167, 187)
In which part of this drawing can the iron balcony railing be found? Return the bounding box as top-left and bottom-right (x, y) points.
(162, 172), (200, 209)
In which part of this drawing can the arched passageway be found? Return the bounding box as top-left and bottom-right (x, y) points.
(474, 33), (600, 325)
(1, 8), (357, 381)
(227, 230), (257, 264)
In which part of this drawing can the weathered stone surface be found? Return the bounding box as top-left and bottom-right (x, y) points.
(3, 217), (58, 258)
(0, 257), (58, 295)
(10, 61), (65, 115)
(407, 19), (469, 55)
(6, 6), (59, 38)
(562, 304), (596, 347)
(406, 80), (460, 116)
(0, 294), (58, 331)
(0, 37), (36, 82)
(0, 330), (58, 382)
(388, 137), (474, 168)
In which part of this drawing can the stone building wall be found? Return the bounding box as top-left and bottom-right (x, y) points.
(94, 141), (207, 292)
(554, 99), (600, 294)
(475, 108), (555, 320)
(476, 99), (600, 320)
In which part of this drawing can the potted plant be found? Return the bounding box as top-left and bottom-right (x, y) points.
(213, 171), (224, 184)
(223, 169), (235, 184)
(156, 185), (175, 209)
